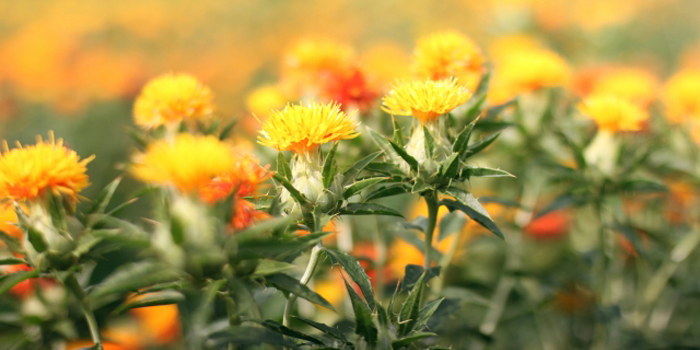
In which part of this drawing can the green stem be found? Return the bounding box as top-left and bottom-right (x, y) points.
(64, 274), (102, 350)
(423, 191), (440, 271)
(283, 242), (323, 327)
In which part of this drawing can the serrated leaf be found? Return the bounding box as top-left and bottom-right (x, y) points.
(398, 273), (425, 336)
(453, 118), (479, 154)
(88, 262), (182, 308)
(413, 298), (445, 332)
(464, 131), (502, 159)
(267, 273), (335, 311)
(261, 319), (326, 345)
(443, 190), (504, 239)
(389, 138), (419, 172)
(400, 265), (441, 293)
(86, 177), (122, 217)
(253, 259), (297, 276)
(365, 184), (412, 201)
(423, 126), (435, 158)
(277, 152), (293, 180)
(0, 270), (39, 295)
(322, 142), (340, 189)
(343, 151), (383, 184)
(340, 203), (404, 217)
(367, 127), (394, 153)
(343, 177), (389, 199)
(464, 94), (487, 121)
(440, 153), (461, 179)
(273, 173), (309, 205)
(344, 278), (378, 345)
(293, 316), (348, 343)
(460, 166), (515, 179)
(364, 162), (406, 177)
(324, 248), (375, 309)
(393, 117), (406, 147)
(114, 290), (184, 313)
(392, 332), (437, 349)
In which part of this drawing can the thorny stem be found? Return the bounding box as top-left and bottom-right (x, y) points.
(64, 274), (102, 350)
(423, 190), (440, 272)
(283, 242), (323, 327)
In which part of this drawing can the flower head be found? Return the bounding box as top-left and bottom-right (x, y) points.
(283, 39), (355, 78)
(131, 134), (235, 193)
(591, 68), (658, 106)
(490, 48), (570, 103)
(0, 132), (93, 203)
(382, 78), (472, 123)
(412, 31), (485, 86)
(133, 73), (214, 129)
(662, 69), (700, 124)
(258, 102), (359, 154)
(578, 95), (648, 132)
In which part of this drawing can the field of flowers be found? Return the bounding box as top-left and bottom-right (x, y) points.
(1, 1), (700, 349)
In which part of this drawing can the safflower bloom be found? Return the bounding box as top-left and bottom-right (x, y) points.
(131, 134), (235, 193)
(0, 132), (93, 203)
(283, 38), (355, 78)
(258, 102), (359, 154)
(412, 31), (484, 87)
(382, 78), (472, 124)
(590, 68), (658, 107)
(200, 155), (273, 230)
(662, 70), (700, 124)
(133, 73), (214, 129)
(578, 95), (648, 132)
(490, 48), (570, 103)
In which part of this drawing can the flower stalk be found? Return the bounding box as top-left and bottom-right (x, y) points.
(64, 273), (102, 350)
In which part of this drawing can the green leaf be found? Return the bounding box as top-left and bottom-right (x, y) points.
(443, 190), (504, 239)
(393, 117), (406, 147)
(460, 166), (515, 179)
(340, 203), (404, 217)
(252, 259), (297, 276)
(453, 118), (479, 154)
(219, 119), (237, 140)
(411, 178), (433, 194)
(364, 162), (406, 177)
(277, 152), (293, 180)
(86, 177), (122, 217)
(464, 94), (487, 121)
(398, 273), (425, 336)
(322, 142), (340, 189)
(0, 270), (39, 295)
(344, 278), (378, 345)
(324, 248), (375, 309)
(388, 138), (419, 172)
(293, 316), (348, 343)
(535, 194), (588, 219)
(615, 224), (648, 258)
(209, 326), (298, 348)
(423, 126), (435, 158)
(0, 231), (22, 254)
(464, 130), (502, 159)
(365, 184), (412, 201)
(414, 298), (445, 332)
(392, 332), (437, 349)
(273, 173), (309, 205)
(401, 265), (441, 293)
(343, 177), (389, 199)
(266, 273), (335, 311)
(261, 320), (326, 345)
(618, 179), (667, 194)
(88, 262), (182, 308)
(367, 127), (394, 153)
(114, 290), (184, 313)
(0, 257), (28, 266)
(440, 153), (461, 179)
(439, 212), (467, 241)
(343, 151), (383, 184)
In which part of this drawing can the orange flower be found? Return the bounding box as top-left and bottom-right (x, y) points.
(129, 304), (181, 345)
(590, 68), (658, 107)
(3, 264), (53, 298)
(524, 211), (570, 240)
(662, 69), (700, 124)
(412, 31), (484, 88)
(319, 66), (379, 113)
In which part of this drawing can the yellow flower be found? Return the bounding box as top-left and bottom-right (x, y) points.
(245, 85), (288, 118)
(283, 38), (355, 77)
(0, 132), (93, 203)
(490, 48), (570, 104)
(412, 31), (484, 87)
(662, 69), (700, 124)
(133, 73), (214, 129)
(130, 134), (235, 193)
(382, 78), (472, 123)
(258, 102), (359, 154)
(578, 95), (648, 132)
(591, 68), (658, 106)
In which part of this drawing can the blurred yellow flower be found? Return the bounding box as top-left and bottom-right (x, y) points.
(591, 68), (658, 107)
(488, 34), (543, 62)
(490, 48), (570, 104)
(578, 95), (648, 132)
(258, 102), (359, 154)
(0, 132), (93, 203)
(382, 78), (472, 123)
(283, 38), (355, 77)
(0, 206), (22, 242)
(662, 69), (700, 124)
(245, 85), (288, 118)
(133, 73), (214, 129)
(412, 31), (485, 87)
(131, 134), (234, 193)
